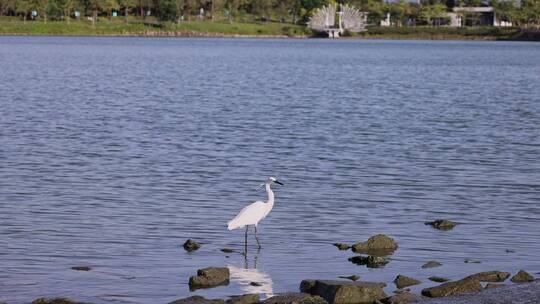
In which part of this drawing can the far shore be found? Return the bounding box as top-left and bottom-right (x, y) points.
(1, 18), (540, 41)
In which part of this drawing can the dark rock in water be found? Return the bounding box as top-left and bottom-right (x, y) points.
(263, 293), (323, 304)
(485, 283), (504, 289)
(424, 219), (456, 231)
(465, 271), (510, 282)
(393, 275), (421, 289)
(183, 239), (201, 252)
(32, 298), (90, 304)
(169, 296), (225, 304)
(226, 294), (259, 304)
(380, 292), (422, 304)
(250, 281), (262, 286)
(428, 277), (450, 283)
(351, 234), (398, 255)
(339, 275), (360, 281)
(464, 259), (481, 264)
(511, 270), (535, 283)
(333, 243), (351, 251)
(348, 255), (389, 268)
(300, 279), (387, 304)
(71, 266), (91, 271)
(189, 267), (230, 290)
(505, 249), (515, 253)
(221, 248), (234, 253)
(421, 278), (482, 298)
(421, 261), (442, 269)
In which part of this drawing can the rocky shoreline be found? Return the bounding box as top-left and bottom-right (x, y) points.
(8, 221), (540, 304)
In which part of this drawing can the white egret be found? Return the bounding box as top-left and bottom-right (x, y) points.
(227, 177), (283, 250)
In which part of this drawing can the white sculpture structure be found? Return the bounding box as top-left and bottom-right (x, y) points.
(308, 4), (367, 38)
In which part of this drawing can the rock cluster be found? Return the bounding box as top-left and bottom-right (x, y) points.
(183, 239), (201, 252)
(510, 270), (535, 283)
(393, 275), (421, 289)
(169, 296), (225, 304)
(226, 294), (260, 304)
(333, 243), (351, 251)
(300, 279), (387, 304)
(351, 235), (398, 255)
(262, 292), (318, 304)
(348, 255), (389, 268)
(421, 261), (442, 269)
(465, 271), (510, 282)
(428, 276), (449, 283)
(424, 219), (456, 230)
(421, 277), (482, 298)
(379, 292), (422, 304)
(189, 267), (230, 290)
(32, 299), (89, 304)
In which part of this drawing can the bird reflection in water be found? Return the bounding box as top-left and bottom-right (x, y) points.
(228, 252), (274, 298)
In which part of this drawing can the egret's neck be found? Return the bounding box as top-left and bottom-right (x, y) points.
(265, 183), (274, 206)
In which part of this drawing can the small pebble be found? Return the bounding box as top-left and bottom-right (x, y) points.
(221, 248), (234, 253)
(71, 266), (91, 271)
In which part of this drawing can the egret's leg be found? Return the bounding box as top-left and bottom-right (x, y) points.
(244, 226), (248, 254)
(254, 226), (261, 249)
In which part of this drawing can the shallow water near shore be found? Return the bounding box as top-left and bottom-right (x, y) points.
(1, 37), (540, 304)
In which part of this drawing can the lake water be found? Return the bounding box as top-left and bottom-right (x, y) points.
(1, 37), (539, 304)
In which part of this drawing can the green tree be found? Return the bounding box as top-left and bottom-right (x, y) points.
(420, 3), (446, 25)
(118, 0), (135, 22)
(16, 0), (33, 21)
(154, 0), (180, 21)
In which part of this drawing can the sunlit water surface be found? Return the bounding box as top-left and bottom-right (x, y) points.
(1, 37), (540, 304)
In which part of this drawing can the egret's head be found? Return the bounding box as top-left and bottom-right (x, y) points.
(268, 177), (283, 186)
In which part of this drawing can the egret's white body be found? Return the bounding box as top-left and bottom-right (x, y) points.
(228, 177), (282, 250)
(227, 183), (274, 230)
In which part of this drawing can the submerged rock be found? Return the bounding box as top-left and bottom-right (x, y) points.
(424, 219), (456, 231)
(169, 296), (225, 304)
(465, 271), (510, 282)
(183, 239), (201, 252)
(511, 270), (535, 283)
(250, 281), (262, 286)
(300, 279), (387, 304)
(32, 298), (90, 304)
(263, 293), (308, 304)
(226, 294), (259, 304)
(380, 292), (422, 304)
(351, 234), (398, 255)
(71, 266), (91, 271)
(339, 275), (360, 281)
(333, 243), (351, 251)
(348, 255), (389, 268)
(421, 261), (442, 269)
(189, 267), (230, 290)
(393, 275), (421, 289)
(221, 248), (235, 253)
(421, 278), (482, 298)
(428, 276), (450, 283)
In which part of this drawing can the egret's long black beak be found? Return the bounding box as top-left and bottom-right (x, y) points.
(275, 180), (284, 185)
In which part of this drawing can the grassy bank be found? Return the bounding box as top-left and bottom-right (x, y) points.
(1, 17), (539, 40)
(0, 17), (311, 37)
(360, 26), (540, 41)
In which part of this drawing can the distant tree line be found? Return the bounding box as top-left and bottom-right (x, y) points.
(1, 0), (539, 27)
